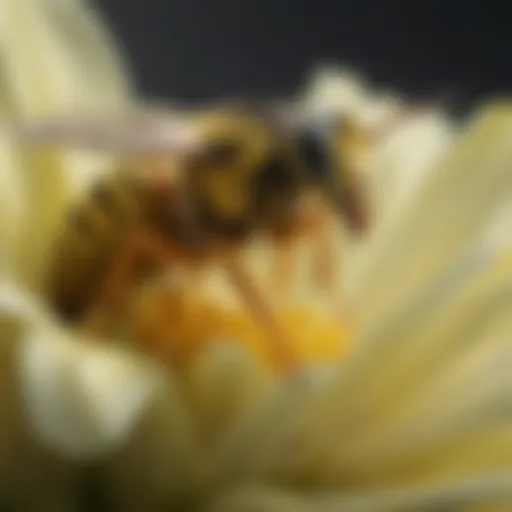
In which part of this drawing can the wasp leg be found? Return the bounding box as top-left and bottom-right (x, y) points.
(270, 196), (325, 299)
(312, 208), (337, 295)
(223, 254), (299, 374)
(83, 230), (186, 338)
(291, 197), (337, 296)
(272, 239), (296, 299)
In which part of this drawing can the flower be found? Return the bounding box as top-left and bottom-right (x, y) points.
(0, 0), (134, 289)
(1, 1), (512, 510)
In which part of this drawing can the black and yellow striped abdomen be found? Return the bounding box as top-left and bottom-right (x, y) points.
(44, 168), (143, 323)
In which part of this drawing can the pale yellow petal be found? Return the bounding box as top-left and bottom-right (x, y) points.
(348, 101), (512, 334)
(0, 0), (134, 289)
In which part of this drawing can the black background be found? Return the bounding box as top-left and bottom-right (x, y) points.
(93, 0), (511, 111)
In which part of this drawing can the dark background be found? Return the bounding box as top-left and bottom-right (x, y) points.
(93, 0), (511, 111)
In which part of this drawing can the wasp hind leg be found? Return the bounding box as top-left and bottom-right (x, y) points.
(82, 229), (185, 340)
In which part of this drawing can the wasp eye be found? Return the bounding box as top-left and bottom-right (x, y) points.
(297, 129), (331, 182)
(203, 140), (241, 166)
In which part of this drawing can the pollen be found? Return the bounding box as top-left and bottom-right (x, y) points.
(127, 272), (353, 373)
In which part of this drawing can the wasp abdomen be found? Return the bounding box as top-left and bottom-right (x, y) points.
(44, 170), (142, 322)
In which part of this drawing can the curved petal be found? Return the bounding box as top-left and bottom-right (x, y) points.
(0, 0), (134, 289)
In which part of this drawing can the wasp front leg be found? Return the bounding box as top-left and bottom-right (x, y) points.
(270, 196), (323, 299)
(293, 196), (338, 296)
(223, 254), (299, 374)
(311, 208), (338, 295)
(272, 240), (296, 299)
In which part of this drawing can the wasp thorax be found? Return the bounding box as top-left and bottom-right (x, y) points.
(173, 108), (294, 241)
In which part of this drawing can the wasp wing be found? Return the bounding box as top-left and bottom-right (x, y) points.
(10, 113), (203, 156)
